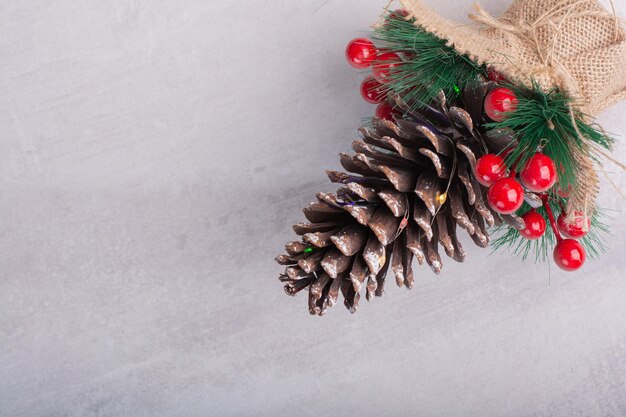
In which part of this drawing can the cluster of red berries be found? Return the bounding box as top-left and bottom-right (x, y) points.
(345, 37), (403, 121)
(552, 212), (589, 271)
(474, 89), (588, 271)
(519, 204), (589, 271)
(476, 150), (557, 215)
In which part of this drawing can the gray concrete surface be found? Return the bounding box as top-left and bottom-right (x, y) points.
(1, 1), (626, 416)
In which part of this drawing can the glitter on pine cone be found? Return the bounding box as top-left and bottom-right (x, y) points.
(276, 83), (526, 315)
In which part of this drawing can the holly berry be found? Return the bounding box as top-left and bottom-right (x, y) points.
(519, 152), (558, 193)
(487, 178), (525, 214)
(557, 184), (573, 198)
(372, 52), (402, 84)
(553, 239), (586, 271)
(487, 67), (507, 83)
(375, 102), (400, 121)
(385, 8), (409, 23)
(391, 9), (409, 18)
(474, 154), (506, 186)
(484, 87), (518, 121)
(557, 211), (590, 239)
(345, 38), (377, 69)
(519, 210), (547, 240)
(360, 76), (386, 104)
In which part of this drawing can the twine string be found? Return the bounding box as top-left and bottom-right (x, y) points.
(469, 0), (615, 94)
(375, 0), (398, 28)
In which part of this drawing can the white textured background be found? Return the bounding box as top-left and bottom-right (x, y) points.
(1, 1), (626, 416)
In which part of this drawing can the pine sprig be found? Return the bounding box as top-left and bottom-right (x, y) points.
(487, 83), (613, 261)
(372, 13), (486, 108)
(491, 201), (609, 262)
(488, 82), (614, 191)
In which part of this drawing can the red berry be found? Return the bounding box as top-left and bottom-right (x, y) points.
(553, 239), (586, 272)
(519, 211), (547, 240)
(484, 88), (518, 121)
(345, 38), (377, 69)
(557, 184), (572, 198)
(390, 9), (409, 19)
(360, 76), (386, 104)
(519, 152), (558, 193)
(372, 52), (401, 84)
(487, 67), (507, 83)
(557, 211), (590, 239)
(487, 178), (525, 214)
(375, 102), (398, 121)
(384, 9), (410, 27)
(475, 154), (506, 186)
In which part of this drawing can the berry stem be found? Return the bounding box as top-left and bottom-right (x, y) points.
(508, 153), (524, 179)
(541, 194), (563, 242)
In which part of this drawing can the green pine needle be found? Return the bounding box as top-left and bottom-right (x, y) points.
(491, 203), (610, 262)
(372, 12), (486, 107)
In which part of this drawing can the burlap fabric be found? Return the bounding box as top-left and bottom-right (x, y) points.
(400, 0), (626, 217)
(400, 0), (626, 115)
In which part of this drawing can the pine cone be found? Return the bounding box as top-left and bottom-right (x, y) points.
(277, 82), (523, 315)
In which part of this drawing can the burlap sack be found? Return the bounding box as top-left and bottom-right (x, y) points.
(400, 0), (626, 216)
(400, 0), (626, 115)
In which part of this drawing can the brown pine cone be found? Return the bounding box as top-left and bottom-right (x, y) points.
(277, 82), (523, 315)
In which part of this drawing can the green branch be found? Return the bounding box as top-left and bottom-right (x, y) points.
(488, 82), (614, 191)
(491, 202), (610, 262)
(373, 12), (486, 108)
